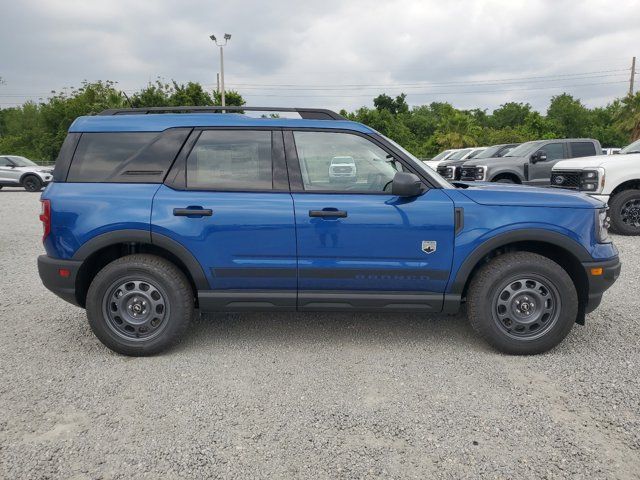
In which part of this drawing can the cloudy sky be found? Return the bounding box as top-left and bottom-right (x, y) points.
(0, 0), (638, 113)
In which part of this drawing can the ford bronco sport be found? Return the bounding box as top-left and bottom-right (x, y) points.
(38, 106), (620, 356)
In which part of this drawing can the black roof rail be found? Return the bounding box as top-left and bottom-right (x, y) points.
(98, 106), (346, 120)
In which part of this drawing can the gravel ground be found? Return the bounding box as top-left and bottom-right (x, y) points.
(0, 188), (639, 479)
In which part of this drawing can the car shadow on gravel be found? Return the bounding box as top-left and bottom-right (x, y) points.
(172, 310), (490, 354)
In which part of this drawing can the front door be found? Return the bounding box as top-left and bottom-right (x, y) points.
(152, 129), (297, 310)
(527, 142), (567, 186)
(287, 130), (455, 312)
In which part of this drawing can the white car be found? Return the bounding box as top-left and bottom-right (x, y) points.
(0, 155), (53, 192)
(423, 148), (461, 170)
(551, 138), (640, 235)
(328, 156), (357, 183)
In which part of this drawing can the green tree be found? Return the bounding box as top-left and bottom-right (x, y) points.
(213, 90), (246, 107)
(373, 93), (409, 115)
(615, 92), (640, 142)
(490, 102), (532, 129)
(546, 94), (592, 137)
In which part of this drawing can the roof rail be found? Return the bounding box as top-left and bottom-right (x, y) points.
(98, 106), (346, 120)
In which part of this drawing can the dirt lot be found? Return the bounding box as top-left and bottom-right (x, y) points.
(1, 188), (639, 479)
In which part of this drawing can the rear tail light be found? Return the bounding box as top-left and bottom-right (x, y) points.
(39, 199), (51, 242)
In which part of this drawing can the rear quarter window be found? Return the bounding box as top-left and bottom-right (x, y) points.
(570, 142), (597, 158)
(66, 130), (190, 183)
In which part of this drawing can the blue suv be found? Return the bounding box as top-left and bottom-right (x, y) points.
(38, 106), (620, 356)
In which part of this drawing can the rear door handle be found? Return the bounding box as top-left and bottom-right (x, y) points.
(309, 209), (347, 218)
(173, 207), (213, 217)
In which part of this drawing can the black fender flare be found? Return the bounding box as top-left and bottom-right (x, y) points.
(72, 229), (209, 290)
(448, 228), (591, 299)
(488, 169), (524, 182)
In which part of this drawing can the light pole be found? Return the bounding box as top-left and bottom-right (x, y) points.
(209, 33), (231, 107)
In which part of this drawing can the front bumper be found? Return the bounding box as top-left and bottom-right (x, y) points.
(582, 256), (621, 313)
(37, 255), (82, 307)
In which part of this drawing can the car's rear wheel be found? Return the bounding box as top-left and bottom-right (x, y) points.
(86, 254), (194, 356)
(467, 252), (578, 355)
(22, 175), (42, 192)
(609, 189), (640, 235)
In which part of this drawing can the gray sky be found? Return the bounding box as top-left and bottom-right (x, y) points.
(0, 0), (638, 113)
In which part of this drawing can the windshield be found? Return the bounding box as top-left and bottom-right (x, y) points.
(9, 156), (38, 167)
(446, 148), (473, 161)
(380, 134), (452, 188)
(430, 150), (453, 162)
(620, 139), (640, 154)
(474, 145), (504, 159)
(504, 140), (546, 157)
(466, 148), (485, 159)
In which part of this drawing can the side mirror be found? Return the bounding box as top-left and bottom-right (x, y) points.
(391, 171), (424, 197)
(531, 151), (547, 163)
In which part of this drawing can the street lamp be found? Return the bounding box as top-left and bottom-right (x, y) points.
(209, 33), (231, 107)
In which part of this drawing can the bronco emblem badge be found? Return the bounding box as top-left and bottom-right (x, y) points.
(421, 241), (437, 254)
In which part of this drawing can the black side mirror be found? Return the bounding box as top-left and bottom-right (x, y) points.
(531, 151), (547, 163)
(392, 171), (424, 197)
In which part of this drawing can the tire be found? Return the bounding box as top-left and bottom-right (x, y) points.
(609, 189), (640, 236)
(467, 252), (578, 355)
(22, 175), (42, 192)
(86, 254), (194, 356)
(494, 178), (515, 184)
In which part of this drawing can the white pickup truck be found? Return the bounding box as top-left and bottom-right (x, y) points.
(551, 138), (640, 235)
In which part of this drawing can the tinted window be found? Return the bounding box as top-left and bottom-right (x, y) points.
(538, 143), (565, 161)
(186, 130), (272, 190)
(293, 131), (401, 192)
(0, 157), (13, 167)
(447, 149), (473, 161)
(68, 132), (157, 182)
(571, 142), (596, 158)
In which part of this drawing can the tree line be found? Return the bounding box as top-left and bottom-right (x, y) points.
(0, 79), (639, 162)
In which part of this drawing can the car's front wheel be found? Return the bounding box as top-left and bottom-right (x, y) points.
(22, 175), (43, 192)
(86, 254), (194, 356)
(609, 189), (640, 235)
(467, 252), (578, 355)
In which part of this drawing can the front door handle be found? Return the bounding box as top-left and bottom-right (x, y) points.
(173, 207), (213, 217)
(309, 209), (347, 218)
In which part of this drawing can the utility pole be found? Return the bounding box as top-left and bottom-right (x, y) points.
(630, 56), (636, 96)
(209, 33), (231, 107)
(216, 73), (220, 94)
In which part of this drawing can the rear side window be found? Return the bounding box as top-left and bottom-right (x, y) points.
(67, 132), (158, 182)
(570, 142), (596, 158)
(186, 130), (273, 190)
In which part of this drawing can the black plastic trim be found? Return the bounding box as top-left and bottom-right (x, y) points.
(448, 229), (593, 296)
(298, 290), (442, 311)
(71, 229), (210, 290)
(52, 132), (81, 182)
(37, 255), (83, 306)
(582, 256), (621, 313)
(99, 106), (346, 120)
(198, 290), (296, 311)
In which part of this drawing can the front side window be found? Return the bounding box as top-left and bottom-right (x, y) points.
(537, 143), (565, 161)
(293, 131), (401, 193)
(187, 130), (273, 190)
(9, 156), (37, 167)
(0, 157), (13, 167)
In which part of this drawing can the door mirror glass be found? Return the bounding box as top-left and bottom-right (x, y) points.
(391, 171), (424, 197)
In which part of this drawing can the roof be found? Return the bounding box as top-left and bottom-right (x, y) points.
(68, 113), (375, 134)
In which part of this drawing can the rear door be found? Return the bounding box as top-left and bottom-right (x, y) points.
(286, 130), (455, 312)
(527, 142), (567, 186)
(0, 157), (20, 185)
(152, 128), (297, 310)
